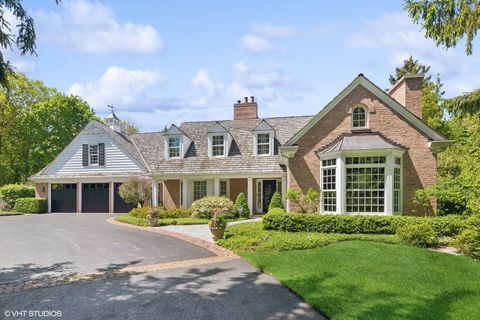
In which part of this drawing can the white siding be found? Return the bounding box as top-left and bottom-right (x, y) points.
(44, 131), (145, 175)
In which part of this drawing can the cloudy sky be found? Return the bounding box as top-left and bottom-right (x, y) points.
(8, 0), (480, 131)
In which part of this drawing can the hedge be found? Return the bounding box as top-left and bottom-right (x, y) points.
(0, 184), (35, 208)
(263, 212), (467, 237)
(13, 198), (47, 214)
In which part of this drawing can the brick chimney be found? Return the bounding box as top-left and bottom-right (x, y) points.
(388, 74), (423, 119)
(234, 96), (258, 120)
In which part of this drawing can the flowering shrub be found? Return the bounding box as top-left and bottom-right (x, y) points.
(190, 196), (237, 219)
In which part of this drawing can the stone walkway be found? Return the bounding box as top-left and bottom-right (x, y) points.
(159, 217), (262, 242)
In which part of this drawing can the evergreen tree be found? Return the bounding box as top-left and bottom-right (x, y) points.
(268, 191), (284, 211)
(234, 192), (250, 218)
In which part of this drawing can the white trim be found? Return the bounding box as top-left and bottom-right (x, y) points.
(152, 180), (158, 207)
(151, 172), (286, 180)
(181, 179), (188, 207)
(247, 178), (253, 215)
(109, 181), (114, 214)
(77, 182), (82, 213)
(253, 131), (274, 157)
(208, 133), (228, 158)
(47, 182), (51, 213)
(256, 178), (282, 214)
(286, 75), (448, 146)
(213, 178), (220, 196)
(351, 105), (369, 130)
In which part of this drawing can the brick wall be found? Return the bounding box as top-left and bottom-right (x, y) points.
(229, 178), (247, 204)
(288, 84), (436, 215)
(35, 183), (48, 198)
(163, 180), (180, 209)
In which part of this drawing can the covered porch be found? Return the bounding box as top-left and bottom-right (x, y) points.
(151, 174), (286, 214)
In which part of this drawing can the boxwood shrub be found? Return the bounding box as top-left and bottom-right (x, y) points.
(263, 212), (467, 237)
(191, 196), (237, 219)
(129, 207), (149, 218)
(0, 184), (35, 208)
(13, 198), (47, 214)
(158, 207), (191, 219)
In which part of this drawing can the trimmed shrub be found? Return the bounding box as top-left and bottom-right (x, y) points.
(118, 178), (151, 207)
(191, 196), (237, 219)
(454, 227), (480, 259)
(268, 191), (284, 211)
(157, 207), (191, 219)
(115, 214), (149, 227)
(234, 193), (250, 218)
(268, 207), (286, 215)
(396, 224), (438, 247)
(13, 198), (47, 214)
(263, 212), (467, 237)
(467, 214), (480, 227)
(0, 184), (35, 208)
(129, 207), (149, 219)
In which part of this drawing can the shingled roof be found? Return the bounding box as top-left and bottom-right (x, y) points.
(131, 115), (313, 175)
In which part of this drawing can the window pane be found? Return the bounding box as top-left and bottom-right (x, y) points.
(220, 180), (228, 197)
(322, 167), (336, 212)
(257, 133), (270, 155)
(346, 165), (385, 214)
(89, 144), (98, 165)
(212, 135), (225, 156)
(168, 137), (181, 158)
(193, 181), (207, 201)
(352, 107), (367, 128)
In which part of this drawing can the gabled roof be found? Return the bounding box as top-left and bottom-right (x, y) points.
(32, 120), (148, 178)
(286, 74), (448, 146)
(207, 122), (229, 134)
(105, 111), (120, 120)
(164, 124), (189, 137)
(317, 132), (406, 154)
(252, 119), (275, 132)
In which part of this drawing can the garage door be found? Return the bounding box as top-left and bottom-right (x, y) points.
(114, 183), (137, 213)
(51, 184), (77, 213)
(82, 183), (109, 213)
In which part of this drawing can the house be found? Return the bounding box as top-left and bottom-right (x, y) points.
(31, 74), (452, 215)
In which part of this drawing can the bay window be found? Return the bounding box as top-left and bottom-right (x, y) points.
(321, 158), (337, 213)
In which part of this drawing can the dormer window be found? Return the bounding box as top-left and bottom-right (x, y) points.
(212, 134), (225, 157)
(352, 106), (368, 129)
(257, 133), (271, 155)
(168, 136), (181, 158)
(89, 144), (99, 165)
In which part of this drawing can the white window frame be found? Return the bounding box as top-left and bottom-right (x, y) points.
(167, 136), (182, 159)
(319, 149), (404, 216)
(393, 156), (403, 214)
(219, 179), (229, 197)
(254, 131), (274, 156)
(89, 144), (99, 166)
(208, 134), (227, 158)
(320, 158), (337, 214)
(352, 105), (369, 129)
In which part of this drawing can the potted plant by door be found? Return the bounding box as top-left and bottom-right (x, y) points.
(209, 210), (227, 241)
(146, 207), (159, 227)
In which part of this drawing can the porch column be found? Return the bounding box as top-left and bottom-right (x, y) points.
(109, 181), (114, 214)
(76, 182), (82, 213)
(281, 176), (287, 203)
(385, 154), (394, 215)
(182, 179), (188, 208)
(151, 180), (158, 207)
(213, 178), (220, 196)
(47, 182), (52, 213)
(247, 177), (253, 215)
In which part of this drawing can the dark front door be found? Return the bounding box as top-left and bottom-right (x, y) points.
(114, 182), (136, 213)
(51, 184), (77, 213)
(262, 180), (277, 213)
(82, 183), (109, 213)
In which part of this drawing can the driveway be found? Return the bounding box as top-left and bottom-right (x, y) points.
(0, 213), (213, 284)
(0, 214), (324, 319)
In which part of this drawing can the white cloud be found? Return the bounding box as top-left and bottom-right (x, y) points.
(192, 69), (216, 95)
(35, 0), (164, 54)
(241, 34), (274, 53)
(67, 66), (165, 110)
(345, 12), (480, 97)
(251, 22), (298, 38)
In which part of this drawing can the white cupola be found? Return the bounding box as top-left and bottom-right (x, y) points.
(105, 110), (121, 132)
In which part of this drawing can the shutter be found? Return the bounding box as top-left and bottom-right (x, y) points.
(99, 143), (105, 166)
(82, 144), (89, 166)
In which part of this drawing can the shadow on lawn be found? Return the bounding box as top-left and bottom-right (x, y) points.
(285, 275), (476, 320)
(1, 262), (326, 320)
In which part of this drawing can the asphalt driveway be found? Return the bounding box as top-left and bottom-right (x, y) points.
(0, 213), (213, 284)
(0, 213), (324, 319)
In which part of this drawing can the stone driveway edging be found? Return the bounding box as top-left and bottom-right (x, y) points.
(0, 218), (237, 295)
(106, 217), (237, 258)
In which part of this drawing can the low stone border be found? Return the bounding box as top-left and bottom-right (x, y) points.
(0, 218), (237, 295)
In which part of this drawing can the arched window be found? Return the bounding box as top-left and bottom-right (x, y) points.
(352, 106), (368, 128)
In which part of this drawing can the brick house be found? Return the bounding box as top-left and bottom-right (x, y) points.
(31, 74), (451, 215)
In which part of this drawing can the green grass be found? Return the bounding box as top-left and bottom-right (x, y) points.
(218, 222), (400, 251)
(240, 241), (480, 320)
(115, 214), (149, 226)
(156, 217), (209, 226)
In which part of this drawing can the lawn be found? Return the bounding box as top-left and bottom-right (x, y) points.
(220, 222), (480, 320)
(0, 210), (23, 216)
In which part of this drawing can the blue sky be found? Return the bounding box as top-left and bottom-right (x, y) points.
(8, 0), (480, 131)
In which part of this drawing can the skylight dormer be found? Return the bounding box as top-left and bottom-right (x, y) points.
(253, 120), (275, 156)
(207, 122), (232, 158)
(163, 125), (192, 160)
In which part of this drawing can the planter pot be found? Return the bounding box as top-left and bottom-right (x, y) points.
(210, 226), (226, 241)
(148, 218), (158, 227)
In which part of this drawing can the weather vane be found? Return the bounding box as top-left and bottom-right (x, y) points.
(108, 104), (114, 112)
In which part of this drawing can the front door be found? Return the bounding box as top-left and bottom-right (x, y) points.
(262, 180), (277, 213)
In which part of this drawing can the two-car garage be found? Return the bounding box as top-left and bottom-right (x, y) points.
(51, 182), (136, 213)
